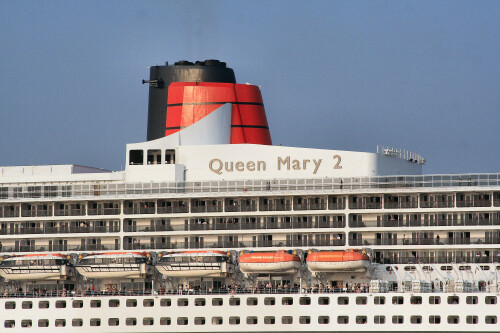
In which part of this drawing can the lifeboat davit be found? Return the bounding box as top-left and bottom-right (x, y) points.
(239, 251), (301, 274)
(76, 252), (153, 279)
(0, 253), (72, 281)
(307, 250), (370, 273)
(156, 250), (233, 278)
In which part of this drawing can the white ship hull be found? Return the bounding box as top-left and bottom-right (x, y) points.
(1, 292), (499, 332)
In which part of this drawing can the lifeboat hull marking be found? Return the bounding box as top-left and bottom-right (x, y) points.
(0, 269), (64, 281)
(239, 261), (301, 274)
(157, 266), (227, 278)
(76, 266), (149, 279)
(307, 260), (370, 272)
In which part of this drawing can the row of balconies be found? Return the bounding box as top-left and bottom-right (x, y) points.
(374, 250), (500, 264)
(123, 237), (345, 251)
(349, 212), (500, 228)
(0, 220), (120, 235)
(0, 192), (499, 219)
(351, 237), (500, 247)
(0, 240), (119, 253)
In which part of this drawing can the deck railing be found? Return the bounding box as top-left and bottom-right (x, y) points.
(1, 173), (500, 200)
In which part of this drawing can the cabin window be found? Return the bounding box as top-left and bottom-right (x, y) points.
(38, 319), (49, 327)
(374, 296), (385, 304)
(392, 316), (404, 324)
(126, 318), (136, 326)
(165, 149), (176, 164)
(55, 319), (66, 327)
(447, 296), (459, 304)
(5, 301), (15, 310)
(467, 296), (478, 304)
(39, 301), (49, 309)
(300, 316), (311, 324)
(338, 316), (349, 324)
(129, 150), (143, 165)
(22, 301), (32, 309)
(486, 316), (497, 324)
(178, 298), (188, 306)
(21, 320), (32, 328)
(392, 296), (403, 304)
(143, 299), (154, 307)
(4, 320), (15, 328)
(448, 316), (459, 324)
(282, 297), (293, 305)
(212, 317), (223, 325)
(281, 316), (293, 324)
(374, 315), (385, 324)
(410, 296), (422, 304)
(212, 298), (223, 306)
(56, 300), (66, 308)
(126, 299), (137, 307)
(429, 296), (441, 304)
(247, 297), (258, 306)
(247, 317), (258, 325)
(318, 297), (329, 305)
(318, 316), (330, 324)
(264, 316), (275, 324)
(73, 300), (83, 308)
(356, 316), (367, 324)
(108, 318), (119, 326)
(194, 317), (205, 325)
(229, 298), (240, 306)
(429, 315), (441, 324)
(264, 297), (275, 305)
(338, 297), (349, 305)
(147, 149), (161, 165)
(467, 316), (478, 324)
(195, 298), (205, 306)
(90, 318), (100, 326)
(72, 319), (83, 327)
(90, 300), (101, 308)
(411, 316), (422, 324)
(160, 298), (171, 307)
(299, 297), (311, 305)
(160, 317), (171, 325)
(143, 317), (154, 326)
(177, 317), (188, 325)
(109, 299), (119, 307)
(486, 296), (497, 304)
(229, 317), (240, 325)
(356, 296), (367, 305)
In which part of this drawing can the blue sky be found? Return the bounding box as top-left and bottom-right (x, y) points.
(0, 1), (498, 174)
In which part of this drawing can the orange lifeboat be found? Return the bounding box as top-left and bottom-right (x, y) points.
(306, 250), (370, 272)
(239, 251), (301, 274)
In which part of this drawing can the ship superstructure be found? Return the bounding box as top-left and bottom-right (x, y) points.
(0, 60), (499, 332)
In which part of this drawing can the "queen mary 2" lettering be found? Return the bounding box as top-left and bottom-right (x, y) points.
(209, 159), (266, 175)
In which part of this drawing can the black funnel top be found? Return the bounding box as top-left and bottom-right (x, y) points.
(145, 59), (236, 141)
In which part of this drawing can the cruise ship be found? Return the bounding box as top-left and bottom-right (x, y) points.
(0, 59), (499, 332)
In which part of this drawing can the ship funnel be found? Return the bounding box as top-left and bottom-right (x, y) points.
(145, 60), (272, 145)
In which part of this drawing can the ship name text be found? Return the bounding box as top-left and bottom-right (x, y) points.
(209, 156), (338, 175)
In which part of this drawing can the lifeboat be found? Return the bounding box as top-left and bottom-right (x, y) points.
(76, 252), (153, 279)
(238, 251), (301, 274)
(156, 250), (233, 278)
(0, 253), (73, 281)
(306, 249), (370, 273)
